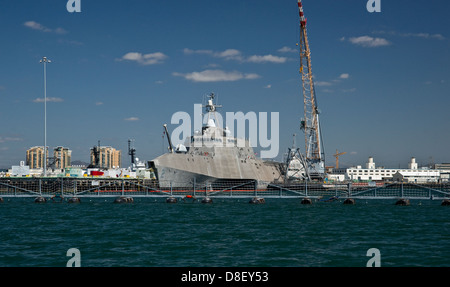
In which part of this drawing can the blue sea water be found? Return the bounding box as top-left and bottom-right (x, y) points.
(0, 198), (448, 267)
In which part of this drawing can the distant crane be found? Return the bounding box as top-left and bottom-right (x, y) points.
(297, 0), (325, 179)
(333, 149), (347, 169)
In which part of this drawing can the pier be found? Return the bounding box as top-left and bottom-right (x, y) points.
(1, 178), (449, 203)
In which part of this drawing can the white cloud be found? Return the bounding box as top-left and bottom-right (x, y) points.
(33, 97), (64, 103)
(247, 54), (287, 64)
(124, 117), (139, 121)
(315, 73), (350, 89)
(184, 48), (241, 60)
(315, 81), (332, 87)
(183, 48), (213, 55)
(183, 48), (288, 63)
(54, 27), (68, 35)
(373, 30), (445, 40)
(122, 52), (141, 61)
(173, 69), (260, 82)
(348, 36), (390, 47)
(263, 84), (272, 89)
(183, 48), (242, 60)
(24, 21), (51, 32)
(214, 49), (243, 61)
(278, 46), (297, 53)
(95, 102), (104, 106)
(119, 52), (168, 65)
(244, 73), (261, 80)
(24, 21), (67, 34)
(404, 32), (445, 40)
(0, 136), (23, 143)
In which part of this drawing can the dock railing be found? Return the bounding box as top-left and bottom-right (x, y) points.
(1, 178), (449, 200)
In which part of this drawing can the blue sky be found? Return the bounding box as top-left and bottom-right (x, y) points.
(0, 0), (449, 169)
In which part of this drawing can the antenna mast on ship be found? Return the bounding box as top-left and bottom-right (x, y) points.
(297, 0), (325, 179)
(203, 93), (222, 128)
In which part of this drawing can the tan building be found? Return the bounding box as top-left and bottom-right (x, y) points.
(26, 146), (48, 169)
(53, 146), (72, 169)
(90, 146), (121, 169)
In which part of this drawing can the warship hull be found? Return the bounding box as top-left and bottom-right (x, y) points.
(149, 147), (283, 189)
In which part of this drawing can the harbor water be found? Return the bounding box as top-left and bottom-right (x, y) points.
(0, 198), (448, 267)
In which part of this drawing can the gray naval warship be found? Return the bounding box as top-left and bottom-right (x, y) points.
(148, 93), (284, 189)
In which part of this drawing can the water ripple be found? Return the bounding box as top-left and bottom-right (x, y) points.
(0, 198), (448, 266)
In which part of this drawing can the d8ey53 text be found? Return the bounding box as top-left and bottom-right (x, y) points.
(225, 272), (269, 282)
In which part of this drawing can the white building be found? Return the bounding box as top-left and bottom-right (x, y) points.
(345, 157), (441, 183)
(9, 161), (30, 177)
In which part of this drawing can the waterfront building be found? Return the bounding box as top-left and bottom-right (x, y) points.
(9, 161), (30, 177)
(434, 164), (450, 182)
(90, 146), (121, 169)
(346, 157), (440, 183)
(434, 163), (450, 170)
(26, 146), (48, 169)
(53, 146), (72, 169)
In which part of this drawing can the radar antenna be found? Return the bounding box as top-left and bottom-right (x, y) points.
(203, 93), (222, 128)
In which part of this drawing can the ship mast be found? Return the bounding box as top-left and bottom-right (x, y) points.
(203, 93), (222, 128)
(297, 0), (325, 179)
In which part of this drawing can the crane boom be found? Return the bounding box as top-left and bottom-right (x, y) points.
(333, 149), (347, 169)
(297, 0), (325, 178)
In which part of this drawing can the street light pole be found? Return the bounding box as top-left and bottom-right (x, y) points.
(40, 57), (51, 177)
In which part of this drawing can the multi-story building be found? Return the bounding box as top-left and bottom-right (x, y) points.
(26, 146), (48, 169)
(53, 146), (72, 169)
(434, 163), (450, 183)
(90, 146), (121, 169)
(345, 157), (440, 183)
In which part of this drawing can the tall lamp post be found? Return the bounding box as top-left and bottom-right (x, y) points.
(40, 57), (51, 177)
